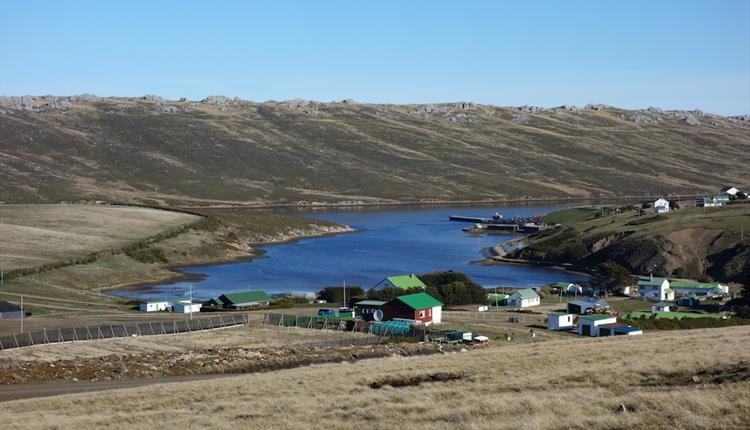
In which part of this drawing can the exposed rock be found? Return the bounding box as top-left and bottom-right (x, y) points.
(0, 95), (35, 111)
(584, 104), (608, 111)
(201, 95), (232, 106)
(679, 113), (700, 125)
(622, 113), (657, 125)
(646, 106), (663, 114)
(450, 101), (476, 111)
(44, 96), (72, 111)
(727, 114), (750, 122)
(70, 93), (100, 102)
(143, 95), (164, 101)
(558, 105), (579, 112)
(517, 105), (544, 113)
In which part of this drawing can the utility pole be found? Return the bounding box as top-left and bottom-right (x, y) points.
(342, 281), (346, 308)
(189, 283), (193, 321)
(20, 295), (23, 333)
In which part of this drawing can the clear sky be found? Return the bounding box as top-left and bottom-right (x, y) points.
(1, 0), (748, 114)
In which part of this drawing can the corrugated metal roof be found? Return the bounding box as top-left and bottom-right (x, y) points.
(220, 290), (271, 305)
(512, 288), (539, 300)
(385, 274), (427, 289)
(355, 300), (386, 306)
(394, 292), (443, 310)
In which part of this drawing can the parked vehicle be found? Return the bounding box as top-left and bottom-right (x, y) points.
(317, 308), (336, 316)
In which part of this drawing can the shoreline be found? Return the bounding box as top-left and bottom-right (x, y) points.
(104, 226), (356, 299)
(177, 194), (700, 211)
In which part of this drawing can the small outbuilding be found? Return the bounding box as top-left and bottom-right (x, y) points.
(507, 289), (540, 308)
(139, 301), (170, 312)
(651, 302), (672, 313)
(653, 198), (670, 214)
(597, 323), (643, 336)
(354, 300), (386, 321)
(486, 293), (509, 306)
(173, 301), (202, 314)
(677, 293), (700, 308)
(567, 298), (610, 315)
(547, 312), (574, 330)
(578, 314), (617, 336)
(0, 301), (24, 319)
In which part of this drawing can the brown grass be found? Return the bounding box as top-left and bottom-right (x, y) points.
(1, 326), (748, 429)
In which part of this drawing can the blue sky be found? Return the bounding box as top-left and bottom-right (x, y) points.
(1, 1), (748, 114)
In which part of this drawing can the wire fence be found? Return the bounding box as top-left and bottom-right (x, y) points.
(443, 310), (547, 324)
(0, 313), (248, 350)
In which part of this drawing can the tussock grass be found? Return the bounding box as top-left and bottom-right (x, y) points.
(1, 326), (748, 429)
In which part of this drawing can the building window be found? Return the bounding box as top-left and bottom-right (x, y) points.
(419, 310), (425, 318)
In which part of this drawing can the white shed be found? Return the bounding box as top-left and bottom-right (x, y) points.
(139, 301), (170, 312)
(653, 198), (670, 214)
(508, 289), (540, 308)
(651, 302), (672, 313)
(173, 301), (202, 314)
(548, 312), (574, 330)
(578, 314), (617, 336)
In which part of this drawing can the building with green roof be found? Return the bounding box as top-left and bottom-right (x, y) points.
(382, 292), (443, 326)
(207, 290), (271, 309)
(578, 314), (618, 336)
(636, 277), (674, 301)
(374, 274), (427, 290)
(669, 279), (729, 297)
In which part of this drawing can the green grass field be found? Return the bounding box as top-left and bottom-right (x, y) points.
(543, 207), (600, 224)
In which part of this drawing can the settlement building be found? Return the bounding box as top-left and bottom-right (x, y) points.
(669, 279), (728, 297)
(173, 301), (202, 314)
(651, 302), (672, 313)
(677, 293), (700, 308)
(547, 312), (574, 330)
(208, 291), (271, 309)
(381, 292), (443, 326)
(374, 274), (427, 290)
(653, 198), (670, 214)
(486, 293), (509, 306)
(139, 301), (170, 312)
(507, 289), (540, 308)
(597, 323), (643, 336)
(637, 277), (674, 301)
(555, 282), (583, 295)
(354, 300), (386, 321)
(0, 301), (24, 319)
(578, 314), (618, 336)
(567, 298), (610, 315)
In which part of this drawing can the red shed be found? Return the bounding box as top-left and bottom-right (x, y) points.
(381, 292), (443, 326)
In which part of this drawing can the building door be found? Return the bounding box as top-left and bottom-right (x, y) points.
(581, 325), (591, 336)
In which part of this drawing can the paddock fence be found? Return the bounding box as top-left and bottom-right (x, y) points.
(0, 313), (248, 350)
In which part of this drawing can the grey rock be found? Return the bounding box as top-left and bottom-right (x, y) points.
(646, 106), (663, 114)
(518, 105), (544, 113)
(510, 113), (530, 124)
(558, 105), (579, 112)
(680, 113), (700, 125)
(143, 94), (164, 101)
(584, 103), (607, 111)
(622, 113), (657, 125)
(70, 93), (99, 102)
(450, 102), (476, 111)
(45, 97), (72, 110)
(0, 95), (35, 111)
(201, 95), (232, 105)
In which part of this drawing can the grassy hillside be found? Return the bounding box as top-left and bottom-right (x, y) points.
(1, 325), (747, 429)
(1, 97), (749, 206)
(514, 204), (750, 282)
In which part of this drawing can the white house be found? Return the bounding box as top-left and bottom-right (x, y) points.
(669, 279), (729, 297)
(651, 302), (672, 313)
(139, 301), (170, 312)
(653, 198), (670, 214)
(508, 289), (540, 308)
(547, 312), (574, 330)
(555, 282), (582, 296)
(172, 301), (202, 314)
(721, 186), (740, 197)
(578, 314), (617, 336)
(637, 277), (674, 301)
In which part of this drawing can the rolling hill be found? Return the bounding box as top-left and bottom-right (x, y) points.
(1, 95), (748, 206)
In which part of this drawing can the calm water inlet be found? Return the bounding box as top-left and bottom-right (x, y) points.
(111, 205), (588, 301)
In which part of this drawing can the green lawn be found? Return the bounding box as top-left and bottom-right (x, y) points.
(608, 298), (653, 314)
(627, 311), (725, 320)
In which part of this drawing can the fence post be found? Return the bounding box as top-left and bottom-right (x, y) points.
(136, 324), (142, 336)
(73, 328), (79, 341)
(14, 333), (19, 349)
(58, 328), (64, 343)
(110, 324), (115, 338)
(197, 318), (203, 330)
(28, 331), (34, 345)
(149, 322), (155, 335)
(219, 315), (225, 326)
(160, 321), (166, 334)
(208, 316), (214, 328)
(279, 314), (284, 327)
(123, 324), (128, 337)
(186, 319), (191, 333)
(43, 328), (49, 344)
(86, 326), (92, 340)
(0, 339), (3, 350)
(173, 321), (178, 334)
